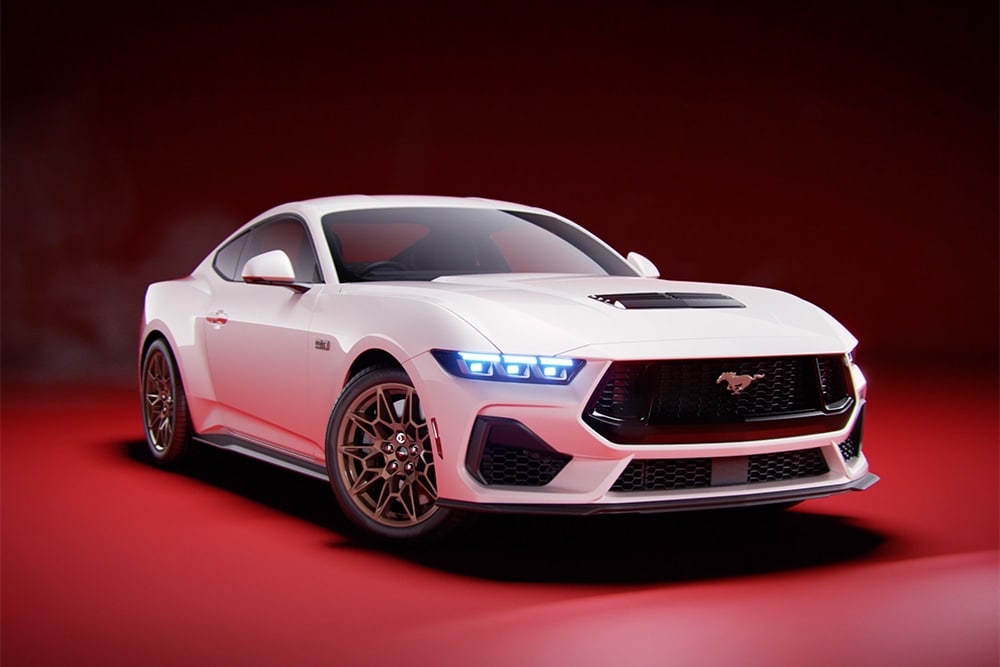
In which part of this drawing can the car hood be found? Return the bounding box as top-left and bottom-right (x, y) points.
(342, 274), (857, 360)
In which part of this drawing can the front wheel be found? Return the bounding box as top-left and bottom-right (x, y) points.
(326, 366), (463, 542)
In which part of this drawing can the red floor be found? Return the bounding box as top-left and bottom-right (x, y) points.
(2, 362), (997, 666)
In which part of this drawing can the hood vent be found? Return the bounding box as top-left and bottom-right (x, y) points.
(589, 292), (745, 310)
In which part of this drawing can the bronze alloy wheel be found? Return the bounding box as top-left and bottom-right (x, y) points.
(327, 366), (463, 540)
(141, 339), (194, 464)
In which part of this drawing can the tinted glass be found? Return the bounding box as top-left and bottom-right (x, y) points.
(245, 217), (322, 282)
(213, 232), (249, 280)
(322, 207), (634, 282)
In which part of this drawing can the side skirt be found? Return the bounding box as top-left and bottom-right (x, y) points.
(194, 434), (330, 481)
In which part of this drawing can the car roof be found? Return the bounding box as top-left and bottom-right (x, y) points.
(256, 195), (557, 222)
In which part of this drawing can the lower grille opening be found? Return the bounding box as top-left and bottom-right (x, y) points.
(612, 448), (830, 493)
(611, 458), (712, 492)
(746, 449), (830, 483)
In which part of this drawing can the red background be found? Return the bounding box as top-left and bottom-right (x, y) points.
(2, 3), (998, 666)
(2, 1), (996, 383)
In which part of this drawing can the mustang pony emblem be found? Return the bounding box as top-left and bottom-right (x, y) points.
(717, 372), (765, 395)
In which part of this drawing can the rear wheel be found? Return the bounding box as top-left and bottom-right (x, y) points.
(141, 339), (196, 465)
(326, 366), (462, 541)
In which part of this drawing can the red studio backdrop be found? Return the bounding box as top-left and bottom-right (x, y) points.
(2, 4), (998, 666)
(1, 1), (996, 384)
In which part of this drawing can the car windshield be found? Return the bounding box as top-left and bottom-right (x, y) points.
(322, 207), (635, 282)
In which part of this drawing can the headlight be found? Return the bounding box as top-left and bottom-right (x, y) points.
(431, 350), (585, 384)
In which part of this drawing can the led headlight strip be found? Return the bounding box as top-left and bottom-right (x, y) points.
(431, 350), (584, 384)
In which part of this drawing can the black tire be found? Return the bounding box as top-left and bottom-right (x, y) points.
(140, 339), (196, 465)
(325, 366), (464, 542)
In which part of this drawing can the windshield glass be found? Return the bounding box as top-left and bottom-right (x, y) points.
(322, 207), (635, 282)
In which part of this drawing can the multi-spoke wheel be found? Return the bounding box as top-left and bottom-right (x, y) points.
(141, 339), (195, 465)
(326, 366), (462, 541)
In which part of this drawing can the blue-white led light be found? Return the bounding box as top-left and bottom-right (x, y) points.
(502, 355), (537, 365)
(433, 350), (584, 384)
(459, 352), (502, 363)
(457, 352), (501, 377)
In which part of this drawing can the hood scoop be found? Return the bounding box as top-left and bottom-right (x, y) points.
(589, 292), (745, 310)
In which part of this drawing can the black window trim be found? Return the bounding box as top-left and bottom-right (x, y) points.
(212, 213), (325, 284)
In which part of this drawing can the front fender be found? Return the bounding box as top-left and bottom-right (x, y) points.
(304, 293), (497, 444)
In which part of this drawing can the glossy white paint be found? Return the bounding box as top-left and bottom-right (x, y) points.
(140, 195), (873, 513)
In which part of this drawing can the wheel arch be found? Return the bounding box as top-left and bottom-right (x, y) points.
(345, 348), (404, 383)
(139, 319), (217, 434)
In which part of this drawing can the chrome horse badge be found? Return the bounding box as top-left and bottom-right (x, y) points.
(717, 371), (765, 395)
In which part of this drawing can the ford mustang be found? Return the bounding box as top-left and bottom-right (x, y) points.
(140, 195), (877, 541)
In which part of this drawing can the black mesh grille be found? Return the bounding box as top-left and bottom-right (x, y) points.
(590, 363), (647, 421)
(611, 458), (712, 492)
(818, 356), (849, 406)
(588, 356), (852, 427)
(838, 410), (865, 461)
(610, 449), (831, 492)
(746, 449), (829, 483)
(478, 445), (570, 486)
(646, 357), (816, 423)
(838, 435), (860, 461)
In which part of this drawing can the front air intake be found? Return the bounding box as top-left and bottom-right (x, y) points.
(466, 418), (571, 486)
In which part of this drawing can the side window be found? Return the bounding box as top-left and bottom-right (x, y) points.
(244, 217), (322, 283)
(213, 232), (249, 280)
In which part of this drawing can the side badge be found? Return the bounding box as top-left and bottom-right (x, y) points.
(315, 339), (331, 351)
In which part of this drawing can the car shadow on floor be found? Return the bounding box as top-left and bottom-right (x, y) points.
(386, 510), (886, 584)
(124, 440), (886, 584)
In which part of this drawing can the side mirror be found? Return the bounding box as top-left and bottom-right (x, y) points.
(626, 251), (660, 278)
(241, 250), (308, 292)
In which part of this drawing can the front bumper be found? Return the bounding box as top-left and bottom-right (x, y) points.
(405, 350), (875, 512)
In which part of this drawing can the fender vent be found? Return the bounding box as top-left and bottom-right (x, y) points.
(589, 292), (745, 309)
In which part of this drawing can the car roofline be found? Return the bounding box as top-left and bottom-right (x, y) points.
(255, 194), (558, 222)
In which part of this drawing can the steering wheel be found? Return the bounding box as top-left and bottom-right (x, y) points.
(356, 260), (408, 277)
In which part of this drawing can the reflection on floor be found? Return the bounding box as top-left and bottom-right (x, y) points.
(2, 362), (997, 666)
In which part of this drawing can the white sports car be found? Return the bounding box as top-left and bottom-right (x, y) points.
(140, 195), (877, 540)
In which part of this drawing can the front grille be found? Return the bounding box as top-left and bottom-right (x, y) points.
(746, 449), (830, 483)
(818, 356), (849, 406)
(479, 445), (569, 486)
(611, 458), (712, 492)
(585, 355), (853, 444)
(611, 449), (829, 492)
(591, 363), (647, 421)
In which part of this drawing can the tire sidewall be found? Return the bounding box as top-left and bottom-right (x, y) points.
(141, 339), (193, 464)
(325, 366), (456, 542)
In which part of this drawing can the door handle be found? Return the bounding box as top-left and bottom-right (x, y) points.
(206, 310), (229, 326)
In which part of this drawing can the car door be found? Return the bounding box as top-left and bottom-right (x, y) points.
(204, 215), (326, 459)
